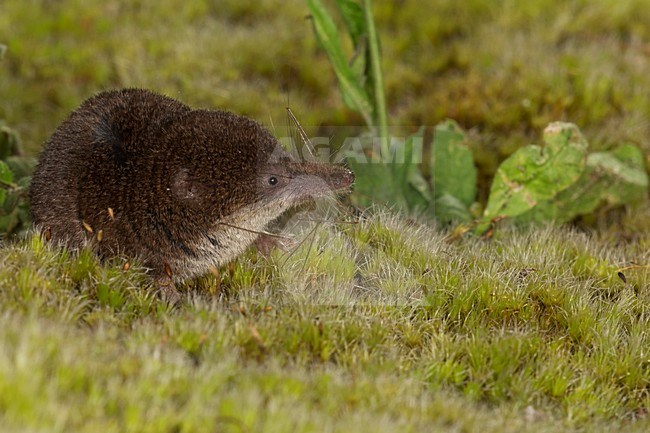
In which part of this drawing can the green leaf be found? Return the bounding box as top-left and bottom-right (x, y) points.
(0, 160), (14, 183)
(0, 160), (14, 205)
(0, 187), (18, 214)
(0, 159), (29, 235)
(347, 130), (431, 213)
(482, 122), (588, 222)
(402, 128), (432, 208)
(334, 0), (366, 47)
(0, 125), (18, 160)
(517, 144), (649, 223)
(306, 0), (373, 125)
(0, 125), (21, 160)
(5, 156), (36, 181)
(432, 193), (473, 224)
(596, 144), (649, 198)
(431, 120), (477, 207)
(334, 0), (369, 83)
(361, 0), (389, 155)
(0, 44), (6, 61)
(348, 159), (405, 211)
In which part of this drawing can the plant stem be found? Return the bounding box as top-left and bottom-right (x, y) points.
(363, 0), (390, 159)
(0, 179), (18, 190)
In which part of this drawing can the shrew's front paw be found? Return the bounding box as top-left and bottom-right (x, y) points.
(254, 233), (297, 256)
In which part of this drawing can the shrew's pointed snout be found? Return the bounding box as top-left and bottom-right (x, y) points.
(342, 167), (355, 187)
(327, 165), (355, 191)
(269, 159), (355, 204)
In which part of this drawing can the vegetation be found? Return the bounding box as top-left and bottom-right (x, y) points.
(1, 212), (649, 432)
(306, 0), (648, 230)
(0, 121), (33, 235)
(0, 0), (649, 432)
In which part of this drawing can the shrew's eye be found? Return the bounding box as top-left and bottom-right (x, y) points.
(268, 176), (278, 186)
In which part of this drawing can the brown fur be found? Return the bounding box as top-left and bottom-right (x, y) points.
(30, 88), (353, 291)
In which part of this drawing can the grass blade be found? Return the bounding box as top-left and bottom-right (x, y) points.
(362, 0), (389, 157)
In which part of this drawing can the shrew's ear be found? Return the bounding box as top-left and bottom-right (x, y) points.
(171, 169), (208, 205)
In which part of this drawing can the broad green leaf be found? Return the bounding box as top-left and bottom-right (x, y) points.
(0, 198), (30, 234)
(402, 128), (432, 208)
(482, 122), (588, 221)
(0, 160), (14, 205)
(348, 159), (406, 210)
(5, 156), (36, 181)
(1, 186), (18, 214)
(347, 160), (430, 212)
(306, 0), (373, 125)
(598, 144), (649, 195)
(431, 120), (477, 207)
(432, 193), (473, 224)
(517, 144), (649, 223)
(0, 160), (13, 183)
(347, 130), (431, 213)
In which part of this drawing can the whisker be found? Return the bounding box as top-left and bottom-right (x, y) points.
(217, 221), (285, 238)
(280, 218), (322, 267)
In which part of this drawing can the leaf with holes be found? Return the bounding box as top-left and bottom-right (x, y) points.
(481, 122), (588, 224)
(517, 144), (649, 223)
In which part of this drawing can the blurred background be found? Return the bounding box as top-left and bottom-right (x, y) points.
(2, 0), (650, 199)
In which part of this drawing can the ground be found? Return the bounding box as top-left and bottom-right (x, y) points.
(0, 210), (649, 432)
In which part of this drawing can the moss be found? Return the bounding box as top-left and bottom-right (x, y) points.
(1, 210), (649, 430)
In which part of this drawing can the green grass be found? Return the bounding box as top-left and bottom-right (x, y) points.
(1, 0), (650, 431)
(0, 207), (649, 432)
